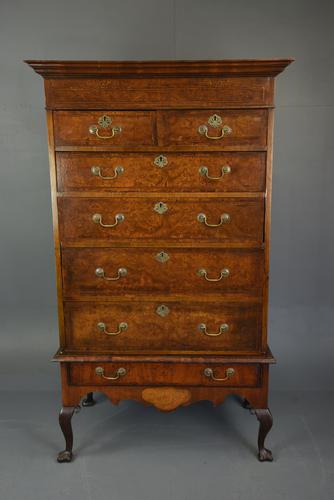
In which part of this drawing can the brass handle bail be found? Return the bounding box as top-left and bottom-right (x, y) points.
(91, 165), (124, 179)
(198, 323), (229, 336)
(199, 165), (231, 180)
(197, 213), (230, 227)
(95, 366), (127, 380)
(97, 322), (128, 336)
(92, 213), (125, 227)
(203, 367), (235, 381)
(95, 267), (128, 281)
(197, 268), (230, 281)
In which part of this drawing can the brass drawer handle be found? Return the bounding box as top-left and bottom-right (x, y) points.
(97, 321), (128, 336)
(95, 267), (127, 281)
(197, 213), (230, 227)
(91, 165), (124, 179)
(204, 367), (235, 381)
(89, 114), (121, 140)
(95, 366), (127, 380)
(197, 268), (230, 281)
(198, 323), (229, 336)
(198, 114), (232, 140)
(199, 165), (231, 180)
(92, 213), (125, 227)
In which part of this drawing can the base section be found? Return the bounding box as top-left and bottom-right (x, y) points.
(56, 356), (274, 462)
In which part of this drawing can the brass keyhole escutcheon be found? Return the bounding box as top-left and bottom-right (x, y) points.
(208, 114), (222, 128)
(98, 115), (112, 128)
(156, 304), (170, 317)
(154, 201), (168, 214)
(155, 251), (170, 263)
(153, 155), (168, 168)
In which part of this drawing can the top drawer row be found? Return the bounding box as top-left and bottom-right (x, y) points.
(53, 110), (268, 149)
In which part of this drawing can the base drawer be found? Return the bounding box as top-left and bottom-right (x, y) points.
(63, 301), (262, 353)
(69, 362), (260, 387)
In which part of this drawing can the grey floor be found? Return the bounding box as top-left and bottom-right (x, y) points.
(1, 390), (333, 500)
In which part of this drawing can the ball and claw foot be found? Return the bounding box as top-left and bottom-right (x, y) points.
(258, 447), (273, 462)
(57, 450), (73, 463)
(82, 392), (96, 407)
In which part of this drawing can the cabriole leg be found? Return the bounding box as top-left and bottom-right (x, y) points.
(57, 406), (76, 463)
(254, 408), (273, 462)
(82, 392), (96, 407)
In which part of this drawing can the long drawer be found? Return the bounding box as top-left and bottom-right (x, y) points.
(56, 152), (266, 193)
(69, 361), (261, 387)
(45, 76), (273, 109)
(62, 248), (264, 297)
(58, 197), (264, 244)
(63, 301), (262, 353)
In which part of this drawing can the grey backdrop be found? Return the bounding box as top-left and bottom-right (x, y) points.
(1, 0), (333, 392)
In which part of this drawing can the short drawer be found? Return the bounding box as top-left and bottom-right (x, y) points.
(64, 301), (262, 353)
(62, 247), (264, 297)
(69, 361), (261, 387)
(53, 111), (155, 147)
(157, 109), (267, 148)
(58, 197), (264, 244)
(56, 152), (266, 193)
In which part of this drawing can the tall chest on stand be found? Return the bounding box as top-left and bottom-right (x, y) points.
(26, 59), (292, 462)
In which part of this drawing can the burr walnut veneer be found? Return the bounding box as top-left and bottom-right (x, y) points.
(26, 59), (292, 463)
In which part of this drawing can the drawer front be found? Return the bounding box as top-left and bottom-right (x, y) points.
(53, 111), (155, 147)
(64, 301), (261, 353)
(46, 76), (273, 109)
(62, 248), (264, 297)
(69, 362), (260, 387)
(158, 109), (267, 147)
(56, 152), (266, 193)
(58, 197), (264, 244)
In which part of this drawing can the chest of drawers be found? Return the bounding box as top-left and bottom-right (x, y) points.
(27, 59), (292, 463)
